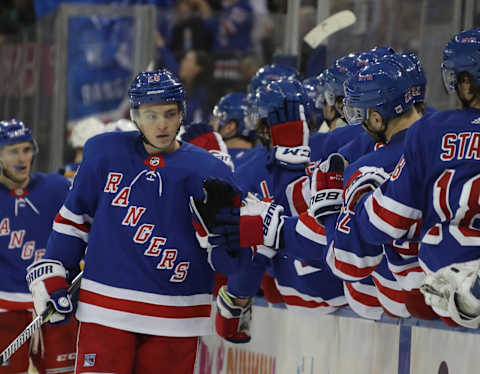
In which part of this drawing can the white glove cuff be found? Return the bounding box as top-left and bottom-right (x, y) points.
(274, 146), (311, 165)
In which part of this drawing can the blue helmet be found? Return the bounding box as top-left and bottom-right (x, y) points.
(442, 28), (480, 92)
(303, 76), (321, 109)
(369, 46), (396, 60)
(249, 84), (285, 127)
(343, 59), (414, 125)
(248, 64), (300, 95)
(303, 76), (325, 128)
(269, 77), (312, 121)
(0, 119), (35, 148)
(128, 69), (185, 114)
(213, 92), (253, 139)
(324, 54), (369, 105)
(383, 53), (426, 103)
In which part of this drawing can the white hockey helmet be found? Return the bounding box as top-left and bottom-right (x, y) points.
(69, 117), (105, 149)
(105, 119), (139, 133)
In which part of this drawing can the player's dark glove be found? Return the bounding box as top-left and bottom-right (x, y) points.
(266, 96), (309, 147)
(190, 178), (251, 274)
(309, 153), (346, 219)
(189, 177), (241, 234)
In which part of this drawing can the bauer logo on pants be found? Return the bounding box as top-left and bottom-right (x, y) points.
(83, 353), (96, 367)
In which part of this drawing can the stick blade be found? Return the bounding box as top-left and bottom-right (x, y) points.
(304, 10), (356, 49)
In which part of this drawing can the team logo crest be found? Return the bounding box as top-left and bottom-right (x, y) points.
(144, 155), (165, 171)
(83, 353), (96, 367)
(10, 188), (27, 197)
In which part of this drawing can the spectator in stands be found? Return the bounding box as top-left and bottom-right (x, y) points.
(168, 0), (213, 57)
(193, 0), (253, 53)
(178, 49), (215, 125)
(0, 0), (35, 41)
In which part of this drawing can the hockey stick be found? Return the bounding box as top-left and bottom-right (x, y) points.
(0, 271), (83, 365)
(303, 10), (357, 49)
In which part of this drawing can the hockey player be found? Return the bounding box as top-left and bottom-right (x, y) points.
(331, 28), (480, 328)
(211, 92), (256, 167)
(323, 58), (424, 320)
(338, 51), (429, 165)
(309, 54), (374, 163)
(302, 76), (325, 132)
(0, 119), (76, 374)
(211, 79), (345, 344)
(25, 69), (242, 373)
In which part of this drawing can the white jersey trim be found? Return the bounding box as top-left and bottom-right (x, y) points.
(81, 278), (212, 306)
(76, 303), (213, 337)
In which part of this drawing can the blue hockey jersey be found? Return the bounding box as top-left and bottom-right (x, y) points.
(325, 130), (413, 318)
(0, 173), (69, 310)
(338, 131), (385, 165)
(231, 143), (345, 312)
(310, 123), (365, 162)
(351, 108), (480, 274)
(46, 131), (233, 337)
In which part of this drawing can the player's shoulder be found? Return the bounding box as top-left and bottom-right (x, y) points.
(84, 131), (139, 156)
(234, 146), (268, 174)
(178, 141), (232, 171)
(407, 108), (480, 142)
(329, 123), (362, 138)
(30, 172), (70, 191)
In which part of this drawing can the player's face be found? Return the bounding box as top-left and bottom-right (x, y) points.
(322, 102), (337, 123)
(362, 110), (386, 143)
(457, 73), (474, 103)
(136, 103), (182, 154)
(334, 96), (345, 117)
(0, 141), (34, 186)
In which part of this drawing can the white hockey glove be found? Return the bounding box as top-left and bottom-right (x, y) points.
(26, 260), (73, 325)
(343, 166), (390, 213)
(271, 145), (311, 170)
(239, 194), (285, 249)
(421, 260), (480, 329)
(215, 285), (253, 344)
(309, 153), (346, 219)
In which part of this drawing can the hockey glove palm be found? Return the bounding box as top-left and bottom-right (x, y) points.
(216, 285), (253, 343)
(189, 177), (242, 238)
(26, 260), (73, 325)
(267, 96), (309, 147)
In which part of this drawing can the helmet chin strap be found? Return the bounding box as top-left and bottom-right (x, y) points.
(133, 120), (182, 153)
